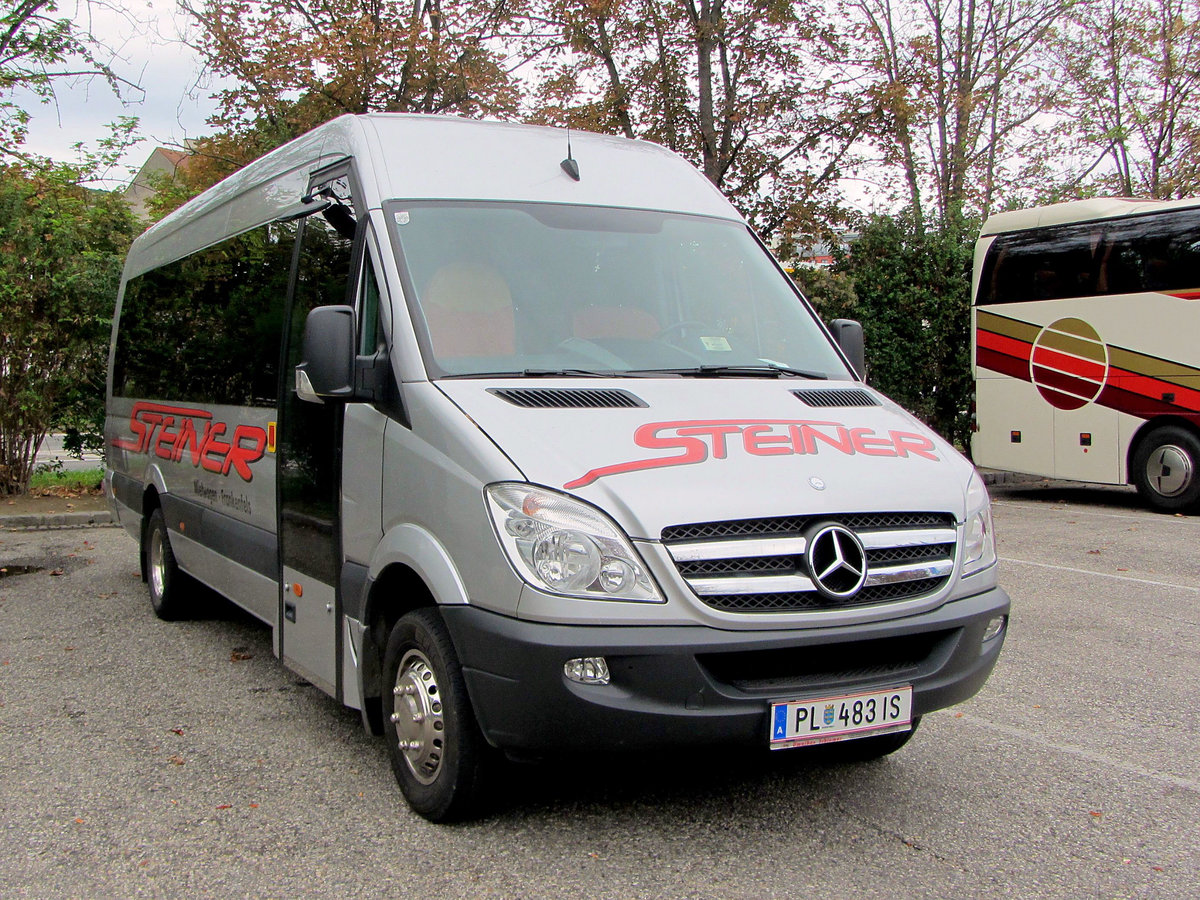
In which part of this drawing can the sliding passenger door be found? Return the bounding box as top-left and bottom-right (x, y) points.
(277, 169), (359, 696)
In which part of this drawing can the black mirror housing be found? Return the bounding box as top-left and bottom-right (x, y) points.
(298, 305), (355, 399)
(830, 318), (866, 379)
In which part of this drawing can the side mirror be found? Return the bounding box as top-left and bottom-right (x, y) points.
(830, 318), (866, 379)
(297, 305), (355, 402)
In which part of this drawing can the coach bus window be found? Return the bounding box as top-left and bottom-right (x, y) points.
(113, 221), (295, 406)
(1103, 209), (1200, 295)
(980, 223), (1099, 305)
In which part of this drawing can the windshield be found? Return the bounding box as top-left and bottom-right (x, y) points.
(384, 201), (851, 380)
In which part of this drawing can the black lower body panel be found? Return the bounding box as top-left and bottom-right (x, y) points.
(442, 586), (1009, 753)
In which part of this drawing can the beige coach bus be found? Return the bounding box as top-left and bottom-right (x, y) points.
(972, 197), (1200, 511)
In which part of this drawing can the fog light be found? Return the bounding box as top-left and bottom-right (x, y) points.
(564, 657), (610, 685)
(983, 615), (1007, 642)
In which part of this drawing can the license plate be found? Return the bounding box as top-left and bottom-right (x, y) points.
(769, 686), (912, 749)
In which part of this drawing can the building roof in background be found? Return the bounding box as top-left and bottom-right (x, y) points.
(124, 146), (193, 220)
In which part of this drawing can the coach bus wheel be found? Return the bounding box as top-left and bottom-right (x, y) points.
(382, 608), (490, 822)
(144, 508), (190, 620)
(1132, 425), (1200, 512)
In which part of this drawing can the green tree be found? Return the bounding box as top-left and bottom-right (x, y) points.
(0, 0), (134, 158)
(1054, 0), (1200, 199)
(823, 214), (976, 451)
(842, 0), (1068, 227)
(0, 158), (139, 494)
(169, 0), (519, 201)
(521, 0), (865, 238)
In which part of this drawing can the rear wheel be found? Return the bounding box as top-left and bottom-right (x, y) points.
(144, 508), (191, 620)
(382, 608), (490, 822)
(1132, 425), (1200, 512)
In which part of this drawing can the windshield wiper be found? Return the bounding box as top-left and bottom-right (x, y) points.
(521, 368), (618, 377)
(443, 368), (618, 379)
(638, 364), (828, 380)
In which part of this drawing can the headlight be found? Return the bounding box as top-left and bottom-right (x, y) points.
(486, 484), (664, 602)
(962, 470), (997, 576)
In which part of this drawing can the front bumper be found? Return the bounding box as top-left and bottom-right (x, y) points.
(443, 586), (1009, 753)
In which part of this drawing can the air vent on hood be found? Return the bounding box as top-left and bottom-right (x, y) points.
(791, 388), (880, 408)
(488, 387), (648, 409)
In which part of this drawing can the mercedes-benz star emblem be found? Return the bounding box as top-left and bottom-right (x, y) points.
(805, 523), (868, 601)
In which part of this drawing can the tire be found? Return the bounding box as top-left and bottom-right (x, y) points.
(1132, 425), (1200, 512)
(382, 608), (490, 822)
(143, 508), (190, 620)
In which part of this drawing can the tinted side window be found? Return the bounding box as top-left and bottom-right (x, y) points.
(113, 221), (296, 406)
(278, 205), (357, 584)
(1102, 209), (1200, 294)
(978, 208), (1200, 306)
(978, 222), (1102, 306)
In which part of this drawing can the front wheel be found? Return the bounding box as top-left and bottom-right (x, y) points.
(382, 609), (490, 822)
(1132, 425), (1200, 512)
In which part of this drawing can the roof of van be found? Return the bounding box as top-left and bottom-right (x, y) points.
(981, 195), (1200, 236)
(126, 114), (740, 276)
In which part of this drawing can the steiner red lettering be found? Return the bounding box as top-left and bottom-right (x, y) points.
(200, 423), (231, 474)
(809, 425), (855, 455)
(111, 401), (268, 483)
(890, 431), (938, 460)
(743, 425), (791, 456)
(677, 423), (742, 459)
(226, 425), (268, 480)
(153, 416), (179, 458)
(173, 418), (202, 464)
(564, 418), (942, 489)
(850, 427), (898, 457)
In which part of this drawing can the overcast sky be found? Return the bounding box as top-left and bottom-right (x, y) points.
(15, 1), (219, 186)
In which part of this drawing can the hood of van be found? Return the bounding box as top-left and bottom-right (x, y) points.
(436, 379), (975, 540)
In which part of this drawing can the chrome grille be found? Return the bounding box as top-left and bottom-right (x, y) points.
(662, 513), (957, 613)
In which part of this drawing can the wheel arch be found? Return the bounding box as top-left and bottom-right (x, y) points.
(358, 524), (471, 734)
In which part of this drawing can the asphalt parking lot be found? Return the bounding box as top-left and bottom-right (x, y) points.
(1, 482), (1197, 899)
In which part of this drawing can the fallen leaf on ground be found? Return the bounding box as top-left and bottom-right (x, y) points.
(168, 755), (185, 766)
(231, 649), (253, 662)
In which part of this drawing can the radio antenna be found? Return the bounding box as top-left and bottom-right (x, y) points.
(560, 128), (581, 181)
